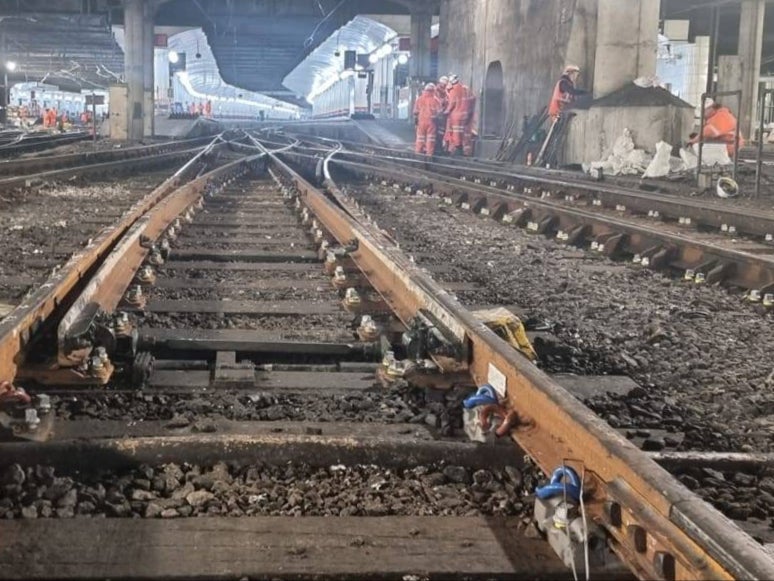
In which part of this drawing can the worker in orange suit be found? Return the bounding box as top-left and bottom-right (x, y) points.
(688, 98), (745, 156)
(548, 65), (587, 120)
(434, 76), (449, 155)
(444, 75), (471, 156)
(414, 83), (442, 156)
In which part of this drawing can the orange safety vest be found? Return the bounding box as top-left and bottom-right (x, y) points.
(414, 90), (442, 123)
(445, 83), (470, 117)
(548, 75), (574, 119)
(703, 107), (745, 154)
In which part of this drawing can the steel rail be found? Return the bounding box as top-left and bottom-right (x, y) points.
(0, 135), (227, 385)
(327, 145), (774, 241)
(0, 131), (91, 156)
(39, 153), (265, 385)
(326, 154), (774, 291)
(265, 150), (774, 580)
(0, 135), (219, 177)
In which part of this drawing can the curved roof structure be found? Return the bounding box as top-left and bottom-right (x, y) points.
(168, 29), (301, 114)
(283, 15), (397, 102)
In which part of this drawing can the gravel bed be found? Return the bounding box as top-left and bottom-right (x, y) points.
(0, 461), (532, 519)
(52, 382), (467, 432)
(351, 184), (774, 537)
(0, 174), (166, 307)
(148, 284), (338, 303)
(355, 185), (774, 454)
(140, 312), (355, 340)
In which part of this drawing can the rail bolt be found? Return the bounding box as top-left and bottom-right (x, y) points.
(728, 225), (737, 236)
(684, 269), (695, 281)
(592, 199), (602, 207)
(556, 231), (568, 242)
(694, 272), (706, 284)
(641, 257), (651, 267)
(125, 285), (144, 307)
(344, 288), (361, 307)
(748, 289), (762, 302)
(721, 224), (729, 233)
(149, 250), (164, 266)
(138, 265), (156, 284)
(633, 254), (642, 264)
(764, 293), (774, 308)
(95, 346), (109, 363)
(461, 202), (471, 210)
(358, 315), (382, 342)
(527, 221), (539, 232)
(114, 312), (131, 334)
(590, 241), (599, 251)
(766, 234), (773, 243)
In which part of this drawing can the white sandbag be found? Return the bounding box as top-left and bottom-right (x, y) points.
(693, 143), (732, 166)
(642, 141), (673, 178)
(680, 147), (698, 170)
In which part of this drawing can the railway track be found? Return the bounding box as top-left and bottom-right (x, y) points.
(275, 138), (774, 295)
(0, 143), (773, 579)
(0, 131), (91, 157)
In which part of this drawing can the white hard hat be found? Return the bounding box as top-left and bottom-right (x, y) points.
(449, 74), (459, 85)
(424, 82), (436, 91)
(438, 75), (448, 84)
(564, 64), (581, 74)
(704, 97), (716, 110)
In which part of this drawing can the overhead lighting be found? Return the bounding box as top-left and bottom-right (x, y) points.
(368, 53), (378, 65)
(5, 61), (16, 72)
(397, 53), (409, 65)
(168, 51), (180, 64)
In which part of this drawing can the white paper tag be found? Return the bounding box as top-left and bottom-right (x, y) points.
(488, 363), (507, 398)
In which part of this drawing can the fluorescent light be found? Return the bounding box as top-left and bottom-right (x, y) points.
(5, 61), (16, 72)
(397, 53), (409, 65)
(168, 51), (179, 64)
(368, 53), (378, 64)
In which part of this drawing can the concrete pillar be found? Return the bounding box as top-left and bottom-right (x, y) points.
(738, 0), (765, 138)
(142, 1), (154, 138)
(409, 8), (432, 80)
(124, 0), (145, 141)
(593, 0), (660, 97)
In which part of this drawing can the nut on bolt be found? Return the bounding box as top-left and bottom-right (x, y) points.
(343, 287), (361, 308)
(125, 285), (145, 307)
(149, 248), (164, 266)
(137, 265), (156, 284)
(357, 315), (382, 342)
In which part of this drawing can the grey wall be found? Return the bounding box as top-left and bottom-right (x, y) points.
(439, 0), (598, 129)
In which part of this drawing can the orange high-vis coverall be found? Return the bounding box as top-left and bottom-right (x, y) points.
(414, 88), (442, 155)
(445, 83), (471, 151)
(700, 106), (745, 155)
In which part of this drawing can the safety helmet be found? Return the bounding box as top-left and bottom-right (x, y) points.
(449, 74), (459, 85)
(564, 64), (581, 74)
(703, 97), (717, 110)
(424, 82), (436, 91)
(438, 75), (449, 85)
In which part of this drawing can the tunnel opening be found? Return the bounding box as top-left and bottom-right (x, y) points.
(483, 60), (505, 138)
